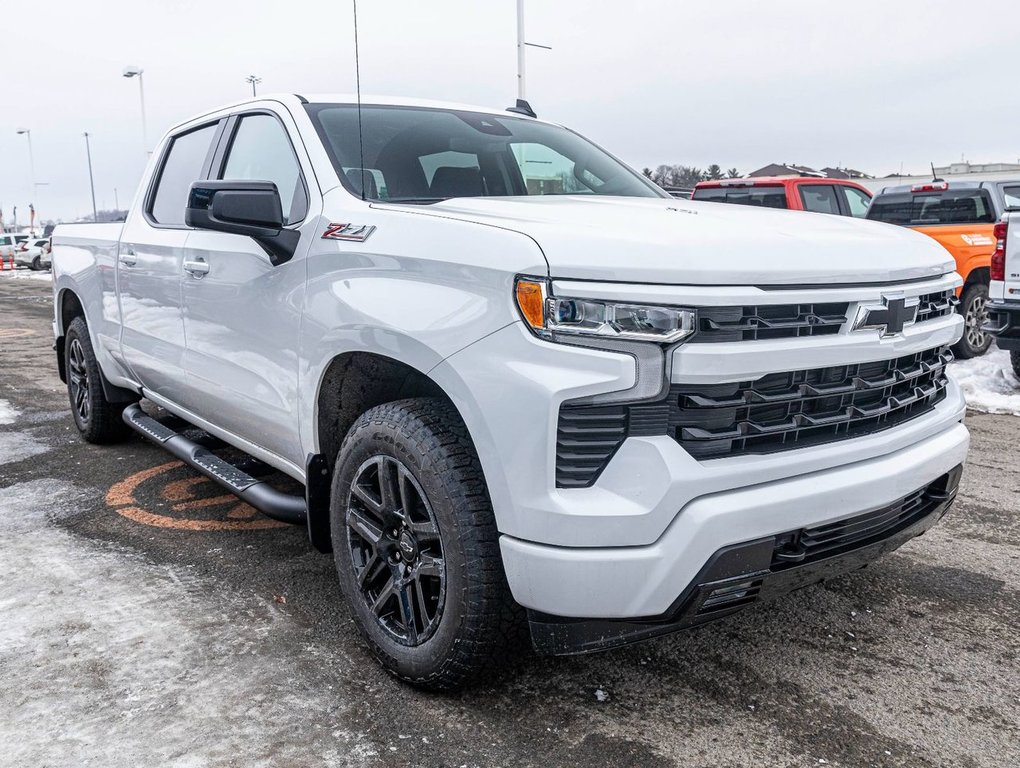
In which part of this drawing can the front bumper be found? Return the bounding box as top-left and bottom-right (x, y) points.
(984, 300), (1020, 351)
(499, 418), (968, 620)
(528, 464), (962, 655)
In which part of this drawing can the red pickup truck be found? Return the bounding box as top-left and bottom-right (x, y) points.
(692, 176), (873, 217)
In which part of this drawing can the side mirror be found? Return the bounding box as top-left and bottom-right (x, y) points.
(185, 180), (300, 266)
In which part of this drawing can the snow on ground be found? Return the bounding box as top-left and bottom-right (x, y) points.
(0, 479), (370, 767)
(0, 268), (52, 282)
(0, 398), (18, 424)
(948, 347), (1020, 416)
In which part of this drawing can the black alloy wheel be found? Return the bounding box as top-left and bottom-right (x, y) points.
(345, 455), (446, 646)
(68, 337), (91, 424)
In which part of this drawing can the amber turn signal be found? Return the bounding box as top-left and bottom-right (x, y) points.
(515, 278), (547, 330)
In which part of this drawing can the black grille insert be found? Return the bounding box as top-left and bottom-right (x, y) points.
(915, 289), (957, 324)
(555, 345), (951, 486)
(692, 302), (849, 343)
(674, 346), (951, 459)
(771, 468), (960, 568)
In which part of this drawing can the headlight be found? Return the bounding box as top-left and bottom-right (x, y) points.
(515, 277), (695, 344)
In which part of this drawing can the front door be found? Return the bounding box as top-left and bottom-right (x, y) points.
(180, 111), (313, 465)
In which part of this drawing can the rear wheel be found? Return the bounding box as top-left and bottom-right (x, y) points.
(30, 255), (41, 271)
(954, 282), (992, 359)
(65, 317), (131, 444)
(330, 398), (523, 691)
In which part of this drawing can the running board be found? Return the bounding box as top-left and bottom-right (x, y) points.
(122, 403), (307, 525)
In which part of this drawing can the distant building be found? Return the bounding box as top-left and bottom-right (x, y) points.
(859, 160), (1020, 195)
(747, 163), (872, 180)
(932, 161), (1020, 176)
(748, 163), (825, 178)
(820, 167), (872, 180)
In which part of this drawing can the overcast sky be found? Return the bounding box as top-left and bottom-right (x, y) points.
(2, 0), (1017, 222)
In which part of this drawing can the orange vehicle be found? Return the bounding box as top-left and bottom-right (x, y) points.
(867, 180), (1020, 358)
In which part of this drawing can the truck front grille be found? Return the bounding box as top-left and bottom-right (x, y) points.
(672, 345), (951, 459)
(555, 345), (951, 487)
(915, 289), (957, 323)
(691, 302), (849, 343)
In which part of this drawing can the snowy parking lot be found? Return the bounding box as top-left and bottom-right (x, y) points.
(1, 274), (1019, 767)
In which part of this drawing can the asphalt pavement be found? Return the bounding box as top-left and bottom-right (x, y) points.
(1, 272), (1017, 768)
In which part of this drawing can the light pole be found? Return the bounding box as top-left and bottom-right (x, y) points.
(83, 132), (98, 221)
(245, 74), (262, 97)
(122, 66), (149, 158)
(16, 128), (36, 233)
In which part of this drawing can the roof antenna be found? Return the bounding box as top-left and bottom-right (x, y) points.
(353, 0), (366, 200)
(930, 161), (943, 183)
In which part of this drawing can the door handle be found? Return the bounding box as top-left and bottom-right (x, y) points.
(119, 248), (137, 267)
(183, 259), (210, 277)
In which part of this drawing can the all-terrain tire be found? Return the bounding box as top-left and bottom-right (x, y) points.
(1011, 350), (1020, 380)
(330, 398), (524, 691)
(65, 316), (131, 444)
(954, 282), (992, 359)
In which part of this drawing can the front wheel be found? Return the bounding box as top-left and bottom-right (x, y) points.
(65, 317), (131, 444)
(1011, 350), (1020, 380)
(330, 398), (523, 691)
(954, 282), (992, 359)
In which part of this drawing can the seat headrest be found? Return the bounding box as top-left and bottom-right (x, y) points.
(430, 166), (484, 198)
(345, 168), (378, 199)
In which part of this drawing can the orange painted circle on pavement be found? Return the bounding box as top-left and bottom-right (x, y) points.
(106, 460), (289, 531)
(0, 328), (34, 339)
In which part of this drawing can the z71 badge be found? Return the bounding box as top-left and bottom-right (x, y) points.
(322, 223), (376, 242)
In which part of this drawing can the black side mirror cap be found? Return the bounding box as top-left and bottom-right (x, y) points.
(185, 180), (300, 266)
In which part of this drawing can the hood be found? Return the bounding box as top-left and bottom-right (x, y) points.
(390, 196), (955, 285)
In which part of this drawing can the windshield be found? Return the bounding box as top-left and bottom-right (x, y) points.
(305, 104), (664, 203)
(867, 189), (995, 226)
(691, 185), (788, 209)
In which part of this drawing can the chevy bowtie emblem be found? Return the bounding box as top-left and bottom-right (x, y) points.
(322, 223), (376, 242)
(853, 295), (919, 337)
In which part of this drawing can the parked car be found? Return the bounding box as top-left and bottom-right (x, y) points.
(0, 233), (30, 260)
(985, 210), (1020, 377)
(867, 180), (1020, 358)
(14, 237), (52, 270)
(52, 94), (968, 690)
(691, 176), (873, 217)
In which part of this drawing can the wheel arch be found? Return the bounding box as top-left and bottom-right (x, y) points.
(54, 287), (87, 383)
(308, 350), (472, 552)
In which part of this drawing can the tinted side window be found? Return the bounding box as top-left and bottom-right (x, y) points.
(800, 185), (841, 215)
(692, 186), (788, 209)
(150, 123), (218, 225)
(841, 186), (872, 217)
(222, 114), (307, 224)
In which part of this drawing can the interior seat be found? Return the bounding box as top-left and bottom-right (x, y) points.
(430, 166), (484, 198)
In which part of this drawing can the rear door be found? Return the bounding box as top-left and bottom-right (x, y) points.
(179, 109), (315, 464)
(798, 184), (842, 215)
(118, 120), (223, 403)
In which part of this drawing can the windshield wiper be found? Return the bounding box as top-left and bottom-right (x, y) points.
(375, 197), (449, 205)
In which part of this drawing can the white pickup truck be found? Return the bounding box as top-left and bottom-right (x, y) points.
(52, 94), (969, 690)
(987, 211), (1020, 376)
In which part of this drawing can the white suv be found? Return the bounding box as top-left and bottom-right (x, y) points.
(51, 95), (968, 689)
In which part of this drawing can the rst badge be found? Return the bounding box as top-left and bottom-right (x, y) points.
(322, 223), (376, 242)
(853, 295), (919, 337)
